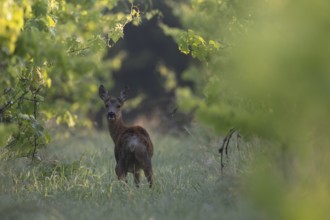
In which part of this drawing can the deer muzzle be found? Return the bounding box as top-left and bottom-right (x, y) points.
(107, 112), (116, 121)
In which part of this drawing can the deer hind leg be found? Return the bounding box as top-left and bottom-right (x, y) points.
(143, 160), (153, 188)
(115, 161), (127, 183)
(133, 171), (141, 187)
(135, 151), (153, 188)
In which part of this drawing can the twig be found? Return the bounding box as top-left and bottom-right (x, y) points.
(219, 128), (237, 173)
(168, 106), (178, 117)
(32, 90), (39, 162)
(183, 126), (193, 137)
(67, 46), (90, 54)
(236, 132), (241, 156)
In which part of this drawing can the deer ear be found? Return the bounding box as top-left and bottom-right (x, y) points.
(99, 85), (109, 101)
(118, 86), (129, 103)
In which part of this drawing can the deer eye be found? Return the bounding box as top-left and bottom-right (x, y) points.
(117, 105), (121, 109)
(105, 104), (109, 108)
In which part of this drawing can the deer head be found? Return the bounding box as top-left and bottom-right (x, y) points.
(99, 85), (128, 122)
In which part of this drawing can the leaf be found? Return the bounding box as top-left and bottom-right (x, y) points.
(178, 42), (190, 54)
(56, 111), (77, 128)
(36, 95), (44, 102)
(145, 10), (161, 20)
(46, 15), (56, 28)
(32, 0), (48, 17)
(18, 113), (31, 121)
(209, 40), (221, 49)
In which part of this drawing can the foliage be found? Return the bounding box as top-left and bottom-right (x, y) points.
(0, 0), (25, 54)
(0, 0), (148, 157)
(170, 0), (330, 219)
(161, 24), (221, 62)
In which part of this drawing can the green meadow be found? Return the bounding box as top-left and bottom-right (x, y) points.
(0, 125), (257, 220)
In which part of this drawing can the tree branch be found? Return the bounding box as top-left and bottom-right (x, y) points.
(0, 91), (29, 115)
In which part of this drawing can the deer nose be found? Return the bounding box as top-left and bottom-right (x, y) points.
(107, 112), (116, 120)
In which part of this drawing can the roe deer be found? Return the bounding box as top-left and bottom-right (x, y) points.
(99, 85), (154, 188)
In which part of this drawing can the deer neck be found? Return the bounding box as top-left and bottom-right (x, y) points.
(107, 118), (127, 144)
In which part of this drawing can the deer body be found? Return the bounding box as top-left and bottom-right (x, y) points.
(99, 85), (153, 187)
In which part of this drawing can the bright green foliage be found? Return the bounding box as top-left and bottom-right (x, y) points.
(172, 0), (330, 219)
(0, 0), (142, 157)
(161, 23), (221, 61)
(0, 0), (25, 54)
(170, 0), (258, 132)
(172, 0), (330, 140)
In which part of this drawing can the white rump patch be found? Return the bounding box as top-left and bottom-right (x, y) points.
(128, 136), (139, 152)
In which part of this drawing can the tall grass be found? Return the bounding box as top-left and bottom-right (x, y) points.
(0, 125), (256, 220)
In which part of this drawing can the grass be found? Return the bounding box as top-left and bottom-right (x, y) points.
(0, 124), (257, 220)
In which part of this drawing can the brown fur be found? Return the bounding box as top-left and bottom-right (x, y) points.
(99, 85), (154, 187)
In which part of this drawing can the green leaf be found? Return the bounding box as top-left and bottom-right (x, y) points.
(209, 40), (220, 49)
(32, 0), (48, 17)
